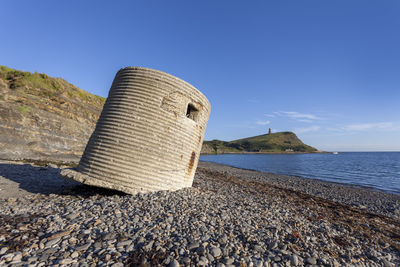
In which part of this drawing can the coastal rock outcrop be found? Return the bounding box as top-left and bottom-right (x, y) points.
(0, 65), (105, 162)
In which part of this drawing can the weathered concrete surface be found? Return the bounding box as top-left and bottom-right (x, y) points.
(62, 67), (211, 194)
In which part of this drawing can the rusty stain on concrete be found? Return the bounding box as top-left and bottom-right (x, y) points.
(187, 151), (196, 174)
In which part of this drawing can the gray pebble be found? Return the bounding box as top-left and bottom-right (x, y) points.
(76, 243), (91, 251)
(211, 247), (222, 258)
(45, 237), (60, 248)
(116, 240), (132, 247)
(167, 216), (174, 223)
(269, 242), (278, 250)
(66, 213), (79, 220)
(169, 259), (180, 267)
(188, 241), (200, 250)
(59, 258), (74, 264)
(0, 247), (8, 255)
(12, 253), (22, 262)
(290, 255), (299, 266)
(382, 259), (394, 267)
(225, 258), (234, 264)
(197, 246), (206, 255)
(254, 245), (264, 253)
(306, 257), (317, 265)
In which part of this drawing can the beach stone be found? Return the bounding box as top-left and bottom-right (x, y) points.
(0, 247), (8, 255)
(117, 240), (132, 247)
(45, 237), (61, 248)
(39, 254), (49, 262)
(197, 246), (206, 255)
(59, 258), (74, 264)
(66, 213), (79, 220)
(76, 243), (91, 251)
(103, 233), (116, 240)
(211, 247), (222, 258)
(306, 257), (317, 265)
(167, 216), (174, 223)
(225, 258), (234, 265)
(71, 252), (79, 258)
(169, 259), (180, 267)
(188, 241), (200, 250)
(199, 256), (209, 265)
(290, 255), (299, 266)
(12, 253), (22, 262)
(218, 236), (228, 245)
(254, 245), (264, 253)
(382, 259), (394, 267)
(269, 242), (278, 250)
(332, 259), (340, 267)
(2, 253), (14, 262)
(27, 256), (38, 263)
(94, 241), (102, 249)
(43, 248), (57, 255)
(273, 256), (281, 262)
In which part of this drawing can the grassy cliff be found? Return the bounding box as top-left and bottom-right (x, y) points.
(202, 132), (318, 154)
(0, 65), (105, 108)
(0, 65), (106, 161)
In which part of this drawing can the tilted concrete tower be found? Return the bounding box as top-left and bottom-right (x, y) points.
(61, 67), (210, 194)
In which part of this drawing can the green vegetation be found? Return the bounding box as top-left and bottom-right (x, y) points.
(21, 159), (78, 168)
(18, 105), (30, 114)
(203, 132), (318, 154)
(0, 65), (105, 107)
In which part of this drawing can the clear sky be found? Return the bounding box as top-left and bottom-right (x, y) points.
(2, 1), (399, 151)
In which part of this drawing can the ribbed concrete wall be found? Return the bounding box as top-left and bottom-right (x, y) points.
(61, 67), (210, 195)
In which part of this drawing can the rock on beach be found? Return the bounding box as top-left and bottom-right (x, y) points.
(0, 160), (399, 266)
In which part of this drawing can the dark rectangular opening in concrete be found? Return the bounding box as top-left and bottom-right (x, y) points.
(186, 103), (198, 122)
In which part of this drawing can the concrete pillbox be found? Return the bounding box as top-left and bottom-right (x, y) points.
(61, 67), (211, 194)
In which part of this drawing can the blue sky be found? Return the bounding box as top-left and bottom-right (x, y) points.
(2, 1), (399, 151)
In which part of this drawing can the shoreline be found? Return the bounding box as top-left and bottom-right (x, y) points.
(0, 160), (399, 266)
(198, 161), (400, 219)
(200, 151), (329, 155)
(199, 160), (400, 197)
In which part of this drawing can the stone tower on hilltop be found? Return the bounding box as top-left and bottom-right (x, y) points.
(268, 128), (272, 134)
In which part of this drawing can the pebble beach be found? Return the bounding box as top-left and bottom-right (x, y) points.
(0, 160), (399, 266)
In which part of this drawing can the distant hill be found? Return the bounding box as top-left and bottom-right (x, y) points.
(201, 132), (318, 154)
(0, 65), (105, 162)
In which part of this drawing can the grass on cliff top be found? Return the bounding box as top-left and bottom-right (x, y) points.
(0, 65), (105, 107)
(204, 132), (318, 153)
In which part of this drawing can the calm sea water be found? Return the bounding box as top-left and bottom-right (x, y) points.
(200, 152), (400, 195)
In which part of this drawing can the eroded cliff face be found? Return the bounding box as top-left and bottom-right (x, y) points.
(0, 66), (105, 162)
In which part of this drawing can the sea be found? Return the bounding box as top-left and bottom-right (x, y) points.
(200, 152), (400, 195)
